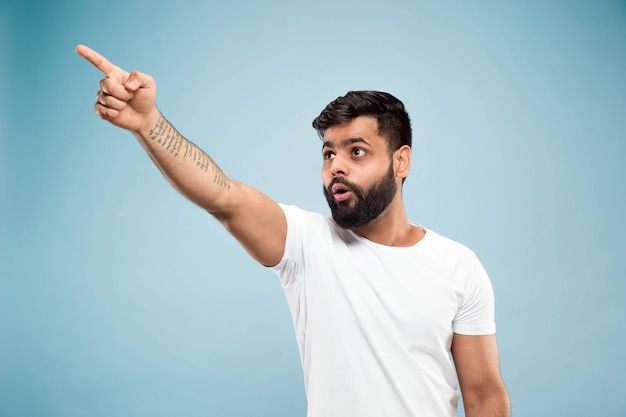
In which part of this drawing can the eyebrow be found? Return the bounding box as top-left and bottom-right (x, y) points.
(322, 137), (371, 150)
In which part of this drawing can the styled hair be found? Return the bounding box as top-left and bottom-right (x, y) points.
(312, 91), (412, 153)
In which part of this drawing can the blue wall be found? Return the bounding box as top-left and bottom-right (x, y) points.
(2, 1), (625, 416)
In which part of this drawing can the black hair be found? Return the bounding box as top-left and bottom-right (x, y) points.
(312, 91), (412, 153)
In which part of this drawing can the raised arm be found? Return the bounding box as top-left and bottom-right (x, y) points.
(76, 45), (286, 267)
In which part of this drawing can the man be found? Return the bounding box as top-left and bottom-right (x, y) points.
(77, 44), (510, 417)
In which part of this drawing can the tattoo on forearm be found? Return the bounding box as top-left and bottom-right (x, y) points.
(148, 116), (231, 189)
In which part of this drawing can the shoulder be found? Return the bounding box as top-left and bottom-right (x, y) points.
(279, 203), (356, 246)
(278, 203), (339, 238)
(279, 203), (329, 227)
(421, 228), (478, 262)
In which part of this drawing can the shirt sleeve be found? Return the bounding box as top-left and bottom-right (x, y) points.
(452, 253), (497, 335)
(270, 204), (305, 287)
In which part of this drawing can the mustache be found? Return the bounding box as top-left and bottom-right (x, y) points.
(327, 177), (356, 193)
(325, 177), (365, 201)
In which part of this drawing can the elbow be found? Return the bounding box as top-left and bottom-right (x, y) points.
(462, 383), (511, 417)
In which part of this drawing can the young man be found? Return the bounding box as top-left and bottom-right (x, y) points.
(77, 44), (510, 417)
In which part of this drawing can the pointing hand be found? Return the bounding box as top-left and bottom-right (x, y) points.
(76, 44), (157, 132)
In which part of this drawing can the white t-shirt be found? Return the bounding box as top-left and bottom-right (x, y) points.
(271, 204), (496, 417)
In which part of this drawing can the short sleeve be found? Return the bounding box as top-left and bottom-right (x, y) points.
(270, 204), (306, 287)
(452, 253), (496, 335)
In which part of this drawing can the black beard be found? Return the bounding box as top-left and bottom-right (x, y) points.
(323, 162), (397, 229)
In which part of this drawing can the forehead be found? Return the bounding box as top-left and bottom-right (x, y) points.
(322, 116), (384, 147)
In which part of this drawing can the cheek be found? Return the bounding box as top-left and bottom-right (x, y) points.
(321, 166), (332, 185)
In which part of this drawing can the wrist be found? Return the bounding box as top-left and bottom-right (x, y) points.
(135, 106), (162, 137)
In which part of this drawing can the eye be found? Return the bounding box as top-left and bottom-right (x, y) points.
(352, 148), (367, 157)
(323, 150), (336, 160)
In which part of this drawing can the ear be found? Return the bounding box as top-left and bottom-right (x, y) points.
(393, 145), (412, 179)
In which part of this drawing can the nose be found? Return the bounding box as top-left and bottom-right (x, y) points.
(329, 153), (348, 177)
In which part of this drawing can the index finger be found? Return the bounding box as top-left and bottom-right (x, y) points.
(76, 44), (115, 75)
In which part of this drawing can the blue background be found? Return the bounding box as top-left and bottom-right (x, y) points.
(1, 1), (625, 416)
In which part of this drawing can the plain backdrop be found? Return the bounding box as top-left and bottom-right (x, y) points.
(1, 1), (625, 416)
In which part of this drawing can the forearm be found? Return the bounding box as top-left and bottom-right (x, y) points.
(78, 45), (239, 216)
(133, 107), (233, 212)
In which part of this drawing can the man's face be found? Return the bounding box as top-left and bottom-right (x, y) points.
(321, 116), (398, 229)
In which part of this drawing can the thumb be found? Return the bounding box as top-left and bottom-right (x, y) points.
(124, 70), (151, 92)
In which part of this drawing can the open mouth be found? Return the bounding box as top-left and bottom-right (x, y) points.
(332, 183), (353, 202)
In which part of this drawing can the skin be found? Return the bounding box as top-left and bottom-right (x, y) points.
(320, 116), (422, 246)
(453, 334), (511, 417)
(76, 44), (510, 416)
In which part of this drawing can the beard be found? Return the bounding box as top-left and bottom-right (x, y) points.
(323, 162), (397, 229)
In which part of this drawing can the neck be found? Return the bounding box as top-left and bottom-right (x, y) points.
(352, 196), (425, 247)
